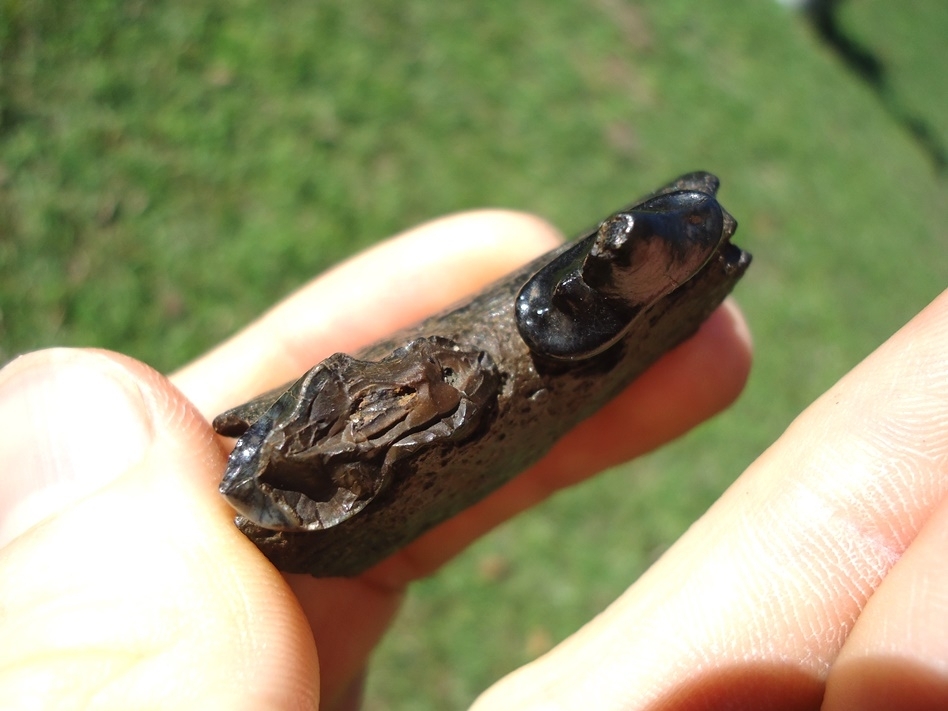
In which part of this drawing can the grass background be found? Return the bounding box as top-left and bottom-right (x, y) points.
(1, 0), (945, 708)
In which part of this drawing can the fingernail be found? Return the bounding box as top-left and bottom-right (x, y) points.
(0, 351), (154, 547)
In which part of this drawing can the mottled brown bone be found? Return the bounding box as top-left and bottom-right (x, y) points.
(214, 172), (751, 577)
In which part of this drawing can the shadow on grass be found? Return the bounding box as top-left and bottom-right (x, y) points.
(802, 0), (946, 173)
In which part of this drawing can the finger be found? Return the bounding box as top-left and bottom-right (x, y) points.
(0, 350), (318, 710)
(0, 350), (153, 547)
(171, 210), (563, 418)
(823, 448), (948, 710)
(473, 288), (948, 710)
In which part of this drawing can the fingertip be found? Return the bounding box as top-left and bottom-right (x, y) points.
(689, 297), (754, 403)
(388, 208), (564, 267)
(281, 208), (566, 349)
(0, 349), (158, 547)
(174, 208), (564, 415)
(0, 346), (234, 549)
(296, 209), (563, 350)
(713, 298), (753, 357)
(651, 297), (752, 408)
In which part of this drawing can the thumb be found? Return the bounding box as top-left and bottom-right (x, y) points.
(0, 349), (156, 546)
(0, 349), (318, 711)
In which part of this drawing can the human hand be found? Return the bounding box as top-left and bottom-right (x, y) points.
(474, 288), (948, 710)
(0, 210), (751, 710)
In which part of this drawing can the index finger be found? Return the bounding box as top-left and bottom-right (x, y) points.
(170, 210), (563, 417)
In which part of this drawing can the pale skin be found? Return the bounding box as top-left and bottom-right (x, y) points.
(1, 210), (946, 710)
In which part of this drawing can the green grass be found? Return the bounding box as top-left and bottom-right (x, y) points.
(2, 0), (946, 708)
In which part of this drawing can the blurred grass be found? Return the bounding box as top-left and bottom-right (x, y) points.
(1, 0), (945, 708)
